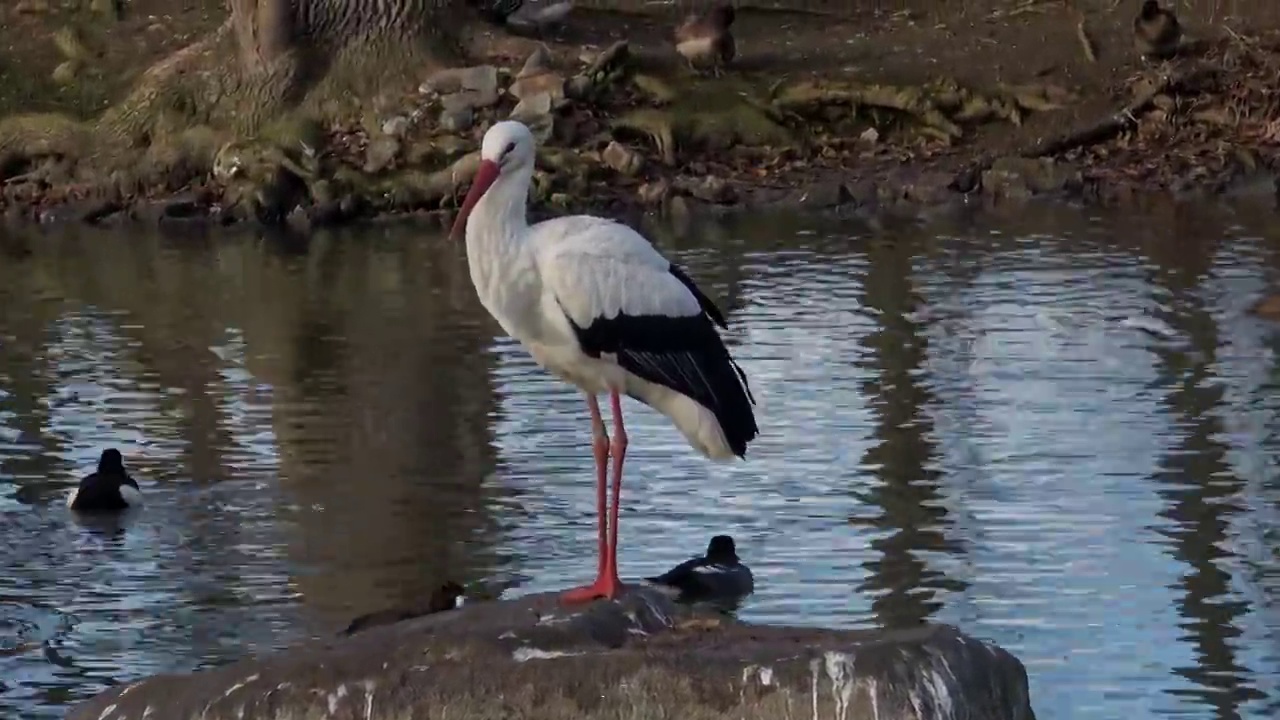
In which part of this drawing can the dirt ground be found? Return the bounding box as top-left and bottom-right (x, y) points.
(2, 0), (1279, 224)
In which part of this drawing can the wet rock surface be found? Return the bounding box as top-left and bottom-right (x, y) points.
(68, 586), (1036, 720)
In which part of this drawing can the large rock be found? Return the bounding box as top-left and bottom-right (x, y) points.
(68, 587), (1036, 720)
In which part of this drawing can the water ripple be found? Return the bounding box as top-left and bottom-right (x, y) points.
(0, 211), (1277, 719)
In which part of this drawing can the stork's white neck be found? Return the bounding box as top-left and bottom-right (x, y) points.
(463, 160), (537, 320)
(464, 161), (534, 250)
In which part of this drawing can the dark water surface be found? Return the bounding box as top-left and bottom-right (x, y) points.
(1, 200), (1280, 719)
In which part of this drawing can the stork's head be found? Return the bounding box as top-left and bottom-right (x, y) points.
(449, 121), (537, 241)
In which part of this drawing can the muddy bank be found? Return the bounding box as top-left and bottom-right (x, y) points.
(1, 2), (1279, 231)
(67, 586), (1035, 720)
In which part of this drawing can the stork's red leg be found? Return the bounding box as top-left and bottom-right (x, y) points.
(604, 390), (628, 594)
(588, 395), (609, 580)
(560, 394), (616, 604)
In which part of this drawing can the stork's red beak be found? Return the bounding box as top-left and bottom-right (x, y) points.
(450, 159), (501, 241)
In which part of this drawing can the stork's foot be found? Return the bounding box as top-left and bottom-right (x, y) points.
(560, 575), (625, 604)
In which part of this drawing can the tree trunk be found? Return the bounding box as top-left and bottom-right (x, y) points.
(97, 0), (468, 145)
(229, 0), (293, 73)
(229, 0), (464, 64)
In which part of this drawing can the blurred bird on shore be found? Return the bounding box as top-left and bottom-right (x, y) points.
(469, 0), (573, 33)
(508, 0), (574, 33)
(1133, 0), (1180, 60)
(674, 3), (736, 76)
(470, 0), (524, 26)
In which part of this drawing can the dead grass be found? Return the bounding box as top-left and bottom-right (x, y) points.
(0, 0), (225, 119)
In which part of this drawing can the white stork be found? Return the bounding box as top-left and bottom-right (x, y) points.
(449, 120), (759, 604)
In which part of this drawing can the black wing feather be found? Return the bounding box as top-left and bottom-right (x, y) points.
(645, 556), (705, 586)
(668, 264), (728, 329)
(561, 263), (758, 457)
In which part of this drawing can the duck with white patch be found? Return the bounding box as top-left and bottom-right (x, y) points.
(644, 535), (753, 606)
(66, 448), (142, 513)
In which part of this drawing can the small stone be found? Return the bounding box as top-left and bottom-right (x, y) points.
(509, 93), (554, 142)
(900, 170), (958, 205)
(309, 179), (336, 206)
(338, 194), (362, 218)
(420, 65), (499, 98)
(381, 116), (411, 137)
(440, 105), (474, 133)
(286, 204), (316, 233)
(439, 83), (499, 115)
(51, 61), (78, 86)
(565, 74), (593, 100)
(787, 182), (850, 209)
(677, 175), (735, 204)
(667, 194), (691, 220)
(363, 136), (401, 174)
(440, 93), (472, 114)
(420, 66), (500, 109)
(88, 0), (121, 20)
(637, 178), (670, 205)
(4, 205), (28, 225)
(602, 141), (644, 177)
(285, 206), (312, 235)
(212, 143), (245, 183)
(509, 72), (565, 104)
(859, 127), (879, 144)
(157, 194), (202, 221)
(309, 200), (342, 228)
(981, 156), (1080, 200)
(14, 0), (51, 14)
(434, 136), (471, 160)
(507, 1), (574, 32)
(518, 46), (554, 79)
(38, 197), (120, 225)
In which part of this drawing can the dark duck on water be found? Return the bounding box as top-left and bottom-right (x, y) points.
(645, 535), (753, 605)
(469, 0), (523, 26)
(468, 0), (573, 31)
(65, 449), (142, 513)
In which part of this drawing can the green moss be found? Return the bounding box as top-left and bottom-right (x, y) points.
(615, 72), (792, 160)
(257, 115), (327, 156)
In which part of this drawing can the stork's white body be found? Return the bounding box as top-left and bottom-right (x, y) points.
(466, 210), (738, 460)
(452, 121), (757, 468)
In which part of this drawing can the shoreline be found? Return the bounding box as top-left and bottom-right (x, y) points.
(5, 148), (1275, 235)
(2, 4), (1279, 232)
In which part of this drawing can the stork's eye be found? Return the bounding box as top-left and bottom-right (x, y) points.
(503, 142), (516, 156)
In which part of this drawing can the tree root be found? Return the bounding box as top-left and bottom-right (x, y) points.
(612, 71), (793, 164)
(1020, 66), (1216, 159)
(770, 77), (1069, 142)
(0, 114), (90, 178)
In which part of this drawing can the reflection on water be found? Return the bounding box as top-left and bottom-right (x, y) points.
(0, 201), (1279, 719)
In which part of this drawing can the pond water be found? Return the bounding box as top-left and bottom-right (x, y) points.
(1, 199), (1279, 719)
